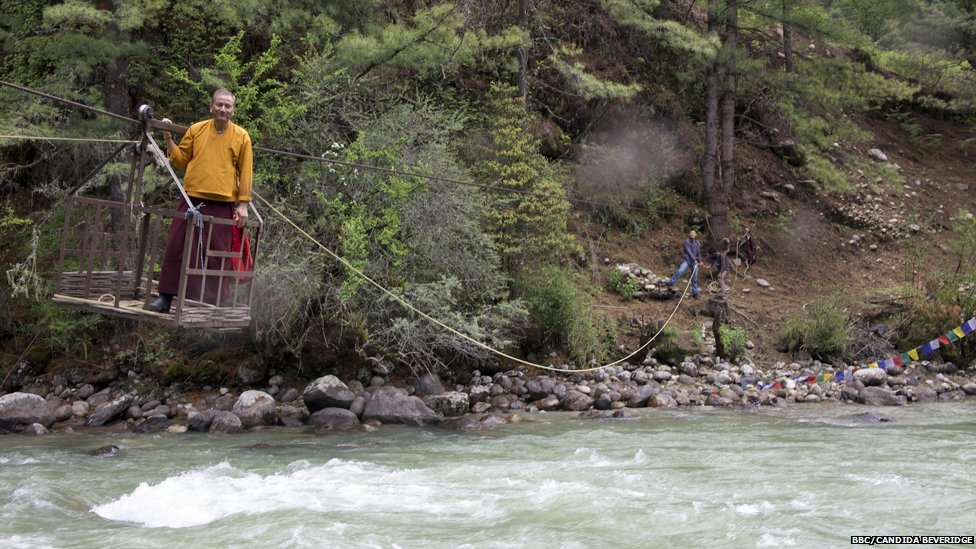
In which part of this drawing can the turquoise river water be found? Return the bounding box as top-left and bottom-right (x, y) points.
(1, 402), (974, 548)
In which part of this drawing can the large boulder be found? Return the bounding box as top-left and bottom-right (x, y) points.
(209, 411), (243, 434)
(187, 409), (218, 432)
(232, 390), (276, 428)
(0, 393), (55, 432)
(361, 386), (439, 426)
(857, 386), (906, 406)
(854, 368), (887, 387)
(86, 393), (136, 427)
(308, 408), (360, 431)
(423, 392), (469, 417)
(302, 375), (356, 413)
(561, 390), (593, 412)
(525, 376), (556, 400)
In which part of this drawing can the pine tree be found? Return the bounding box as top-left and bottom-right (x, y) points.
(478, 82), (572, 272)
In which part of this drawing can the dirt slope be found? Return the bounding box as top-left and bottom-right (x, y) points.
(591, 112), (976, 367)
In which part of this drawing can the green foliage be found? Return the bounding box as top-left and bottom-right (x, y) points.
(718, 324), (748, 361)
(167, 31), (301, 142)
(332, 4), (523, 79)
(476, 82), (574, 270)
(549, 46), (642, 101)
(519, 266), (614, 364)
(370, 276), (528, 377)
(651, 323), (683, 363)
(782, 293), (851, 359)
(606, 269), (637, 299)
(600, 0), (718, 62)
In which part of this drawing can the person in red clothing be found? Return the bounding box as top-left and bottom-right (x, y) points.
(146, 89), (253, 313)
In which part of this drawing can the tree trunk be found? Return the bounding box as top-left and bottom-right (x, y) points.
(713, 0), (737, 244)
(517, 0), (529, 104)
(702, 0), (719, 199)
(709, 295), (730, 358)
(782, 0), (795, 73)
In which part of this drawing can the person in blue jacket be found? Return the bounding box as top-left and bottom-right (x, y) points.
(667, 229), (702, 298)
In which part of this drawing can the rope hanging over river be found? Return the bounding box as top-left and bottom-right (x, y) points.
(0, 79), (695, 373)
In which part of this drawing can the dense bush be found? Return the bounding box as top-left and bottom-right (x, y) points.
(781, 293), (851, 360)
(519, 265), (615, 364)
(718, 324), (748, 361)
(606, 268), (637, 299)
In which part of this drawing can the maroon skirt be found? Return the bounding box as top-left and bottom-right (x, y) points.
(157, 198), (234, 305)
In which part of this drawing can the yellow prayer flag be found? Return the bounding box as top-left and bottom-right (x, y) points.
(908, 349), (920, 361)
(953, 327), (966, 339)
(868, 363), (878, 369)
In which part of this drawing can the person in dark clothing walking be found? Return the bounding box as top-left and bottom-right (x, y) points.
(667, 229), (702, 298)
(709, 238), (731, 295)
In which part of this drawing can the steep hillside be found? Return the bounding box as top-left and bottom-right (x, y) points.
(591, 110), (976, 367)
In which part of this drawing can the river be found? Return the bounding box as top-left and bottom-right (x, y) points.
(2, 402), (974, 548)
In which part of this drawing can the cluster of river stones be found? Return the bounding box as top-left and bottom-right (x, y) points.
(3, 348), (976, 436)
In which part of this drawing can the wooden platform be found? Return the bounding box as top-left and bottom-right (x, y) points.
(52, 293), (252, 330)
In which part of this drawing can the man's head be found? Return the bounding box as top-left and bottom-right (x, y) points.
(209, 89), (236, 125)
(688, 230), (697, 240)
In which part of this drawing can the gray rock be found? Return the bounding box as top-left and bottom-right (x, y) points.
(468, 385), (490, 404)
(470, 401), (491, 414)
(705, 393), (731, 406)
(279, 388), (300, 403)
(0, 392), (55, 431)
(214, 394), (236, 411)
(854, 368), (887, 387)
(308, 408), (360, 431)
(857, 386), (906, 406)
(268, 375), (284, 387)
(756, 278), (771, 288)
(962, 383), (976, 395)
(232, 390), (276, 428)
(867, 148), (888, 161)
(423, 392), (469, 417)
(803, 394), (821, 403)
(349, 395), (367, 418)
(678, 362), (699, 377)
(71, 401), (89, 418)
(76, 384), (95, 400)
(913, 385), (938, 403)
(653, 370), (672, 382)
(413, 373), (446, 398)
(525, 376), (555, 400)
(53, 404), (74, 423)
(302, 376), (356, 412)
(22, 423), (48, 436)
(649, 393), (677, 408)
(87, 393), (136, 427)
(187, 409), (218, 432)
(561, 390), (593, 411)
(530, 396), (561, 412)
(133, 414), (170, 433)
(126, 405), (143, 420)
(627, 384), (659, 407)
(361, 386), (439, 426)
(593, 396), (613, 410)
(87, 445), (121, 457)
(209, 411), (243, 434)
(676, 374), (695, 386)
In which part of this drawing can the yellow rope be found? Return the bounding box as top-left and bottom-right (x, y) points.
(253, 191), (694, 374)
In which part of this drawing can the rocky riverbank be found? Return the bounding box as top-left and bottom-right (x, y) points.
(3, 340), (976, 436)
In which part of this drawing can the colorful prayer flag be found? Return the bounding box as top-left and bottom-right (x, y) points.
(921, 343), (934, 356)
(947, 330), (959, 343)
(939, 335), (950, 345)
(953, 327), (966, 339)
(908, 349), (920, 361)
(892, 355), (903, 367)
